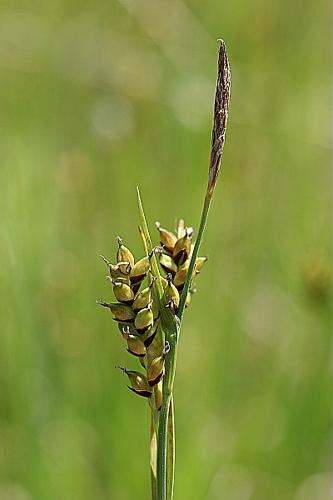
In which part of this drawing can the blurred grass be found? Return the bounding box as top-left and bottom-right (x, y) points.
(0, 1), (331, 499)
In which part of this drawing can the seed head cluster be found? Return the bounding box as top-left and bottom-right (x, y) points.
(156, 219), (207, 309)
(98, 221), (207, 408)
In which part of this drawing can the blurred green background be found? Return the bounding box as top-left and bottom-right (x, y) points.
(1, 1), (331, 499)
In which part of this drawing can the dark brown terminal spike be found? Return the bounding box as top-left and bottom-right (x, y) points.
(207, 40), (231, 199)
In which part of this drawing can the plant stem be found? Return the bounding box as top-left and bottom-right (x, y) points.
(156, 318), (179, 500)
(156, 396), (171, 500)
(166, 398), (175, 500)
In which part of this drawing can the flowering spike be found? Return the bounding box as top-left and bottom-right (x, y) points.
(207, 40), (231, 199)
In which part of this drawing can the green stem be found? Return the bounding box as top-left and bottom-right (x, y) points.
(166, 398), (175, 500)
(156, 320), (179, 500)
(156, 396), (171, 500)
(177, 193), (211, 322)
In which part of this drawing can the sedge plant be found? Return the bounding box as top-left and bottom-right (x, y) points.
(97, 40), (231, 500)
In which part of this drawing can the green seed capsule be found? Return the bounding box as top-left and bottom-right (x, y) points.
(130, 256), (150, 284)
(156, 222), (178, 253)
(195, 256), (208, 273)
(148, 355), (165, 386)
(134, 304), (154, 333)
(173, 229), (192, 266)
(164, 276), (180, 309)
(116, 237), (135, 268)
(110, 303), (135, 321)
(159, 253), (177, 275)
(119, 368), (152, 398)
(97, 301), (135, 321)
(108, 264), (125, 280)
(117, 261), (132, 276)
(111, 279), (135, 304)
(147, 342), (170, 386)
(127, 335), (146, 357)
(133, 284), (152, 311)
(100, 255), (129, 280)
